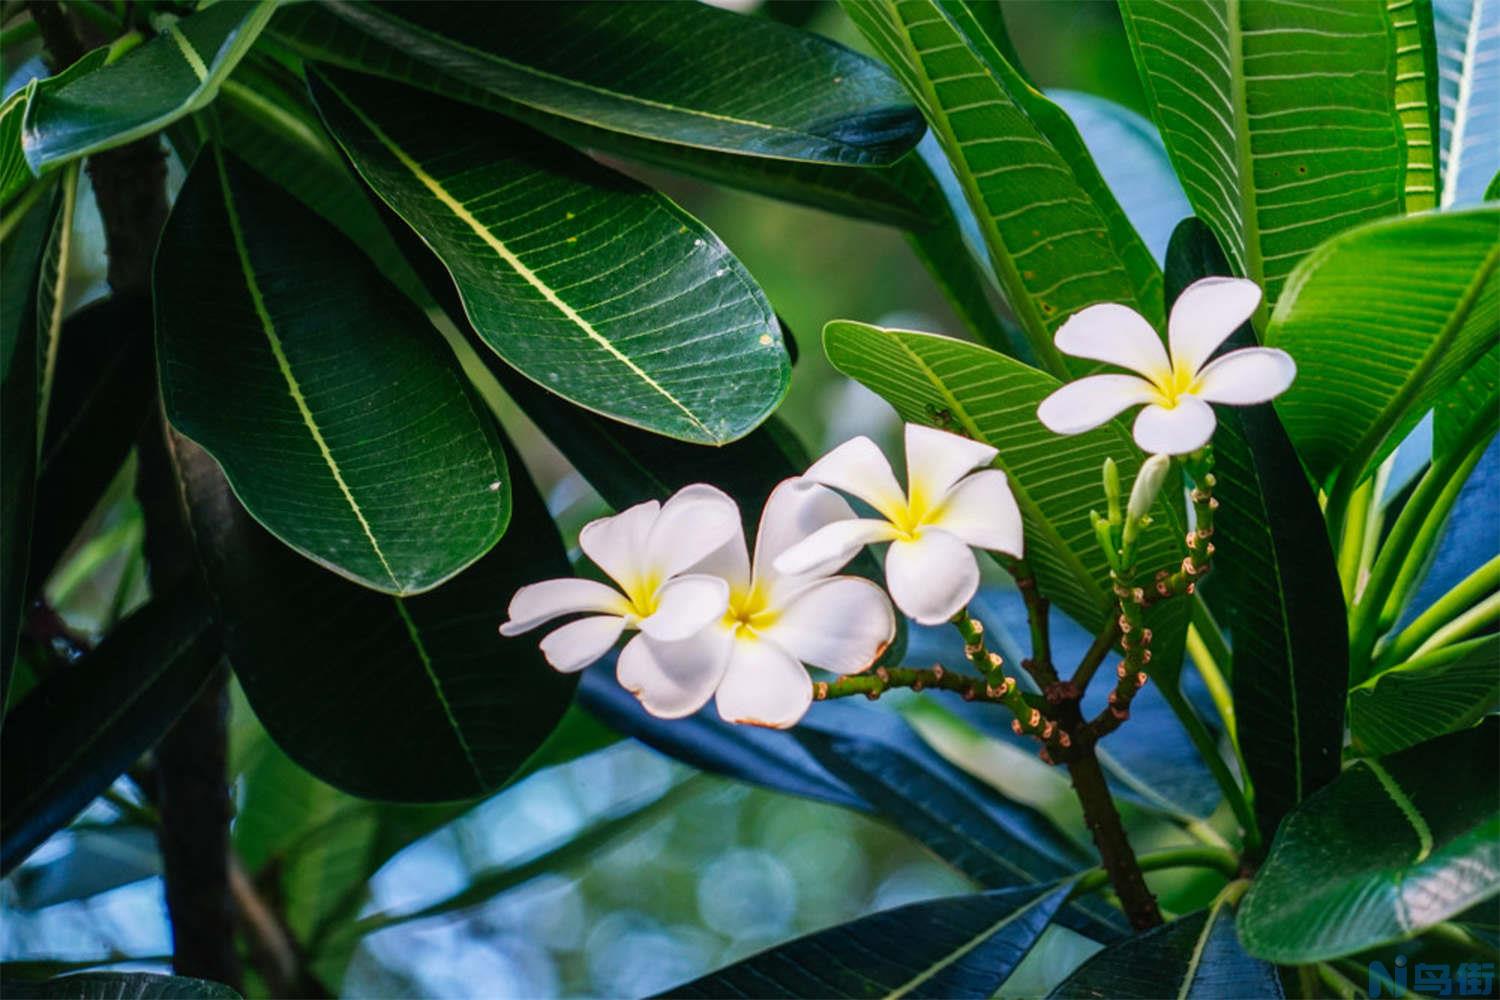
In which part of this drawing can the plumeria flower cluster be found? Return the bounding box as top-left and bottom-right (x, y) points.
(500, 425), (1024, 728)
(1037, 277), (1296, 454)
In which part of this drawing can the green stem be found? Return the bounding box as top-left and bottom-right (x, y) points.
(1378, 554), (1500, 666)
(1161, 684), (1261, 857)
(1337, 475), (1374, 604)
(1186, 622), (1236, 746)
(1411, 592), (1500, 657)
(1068, 844), (1240, 897)
(816, 664), (1014, 706)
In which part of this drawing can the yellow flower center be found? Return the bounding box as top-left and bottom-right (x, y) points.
(724, 582), (779, 639)
(622, 572), (662, 618)
(1153, 361), (1201, 409)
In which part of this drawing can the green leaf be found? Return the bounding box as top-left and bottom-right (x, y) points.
(1349, 635), (1500, 757)
(6, 973), (241, 999)
(1050, 884), (1281, 999)
(1118, 0), (1409, 312)
(1164, 217), (1347, 846)
(822, 320), (1187, 634)
(660, 883), (1072, 998)
(318, 0), (923, 166)
(308, 66), (789, 445)
(1436, 0), (1500, 207)
(154, 146), (511, 596)
(1434, 342), (1498, 461)
(841, 0), (1159, 377)
(1238, 720), (1500, 962)
(0, 586), (221, 875)
(1266, 206), (1500, 489)
(173, 430), (575, 804)
(21, 2), (273, 174)
(1389, 0), (1442, 213)
(1, 80), (38, 210)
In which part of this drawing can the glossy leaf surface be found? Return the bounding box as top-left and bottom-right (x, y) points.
(310, 67), (788, 445)
(1267, 206), (1500, 488)
(1350, 636), (1500, 757)
(662, 883), (1071, 999)
(1239, 721), (1500, 962)
(155, 148), (511, 595)
(1051, 887), (1281, 999)
(1119, 0), (1408, 311)
(1165, 218), (1346, 843)
(21, 2), (273, 173)
(7, 973), (241, 999)
(174, 433), (574, 804)
(841, 0), (1159, 376)
(0, 588), (221, 875)
(319, 0), (923, 166)
(822, 320), (1186, 634)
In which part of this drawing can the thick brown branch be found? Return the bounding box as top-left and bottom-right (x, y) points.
(1067, 746), (1163, 930)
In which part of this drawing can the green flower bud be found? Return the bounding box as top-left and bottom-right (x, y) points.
(1103, 458), (1122, 525)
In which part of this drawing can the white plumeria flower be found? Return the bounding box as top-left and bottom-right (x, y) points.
(499, 485), (740, 673)
(774, 424), (1024, 626)
(1036, 277), (1296, 455)
(619, 479), (896, 729)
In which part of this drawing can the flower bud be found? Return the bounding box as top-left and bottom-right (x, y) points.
(1102, 458), (1122, 525)
(1122, 454), (1172, 549)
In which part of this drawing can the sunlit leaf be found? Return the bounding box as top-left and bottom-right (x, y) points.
(1436, 0), (1500, 208)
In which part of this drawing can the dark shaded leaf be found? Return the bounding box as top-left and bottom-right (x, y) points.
(1238, 721), (1500, 962)
(6, 973), (240, 999)
(1349, 635), (1500, 758)
(0, 586), (221, 875)
(174, 430), (574, 804)
(155, 146), (511, 596)
(1165, 217), (1347, 845)
(662, 883), (1071, 999)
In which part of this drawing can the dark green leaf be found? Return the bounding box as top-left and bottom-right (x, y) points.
(1266, 206), (1499, 490)
(308, 66), (789, 445)
(1349, 635), (1500, 757)
(1238, 720), (1500, 962)
(1436, 0), (1500, 207)
(0, 586), (221, 875)
(319, 0), (923, 166)
(1434, 342), (1498, 463)
(21, 3), (272, 174)
(841, 0), (1159, 377)
(1, 77), (38, 210)
(1119, 0), (1408, 313)
(1051, 886), (1282, 999)
(6, 973), (241, 999)
(155, 146), (511, 595)
(661, 883), (1072, 999)
(1165, 217), (1347, 846)
(174, 429), (574, 803)
(821, 320), (1186, 635)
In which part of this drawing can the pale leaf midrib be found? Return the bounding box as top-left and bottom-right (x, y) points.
(36, 164), (76, 458)
(320, 75), (716, 441)
(214, 150), (402, 592)
(1365, 758), (1435, 864)
(167, 22), (209, 83)
(393, 597), (485, 788)
(884, 890), (1050, 999)
(1176, 902), (1224, 1000)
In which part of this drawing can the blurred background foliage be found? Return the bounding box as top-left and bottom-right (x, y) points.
(1, 2), (1199, 996)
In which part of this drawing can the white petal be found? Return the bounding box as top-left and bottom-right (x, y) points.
(1054, 302), (1172, 382)
(645, 484), (742, 578)
(1133, 397), (1217, 455)
(885, 529), (980, 625)
(759, 577), (896, 674)
(904, 424), (998, 504)
(638, 574), (730, 641)
(930, 469), (1024, 557)
(752, 478), (857, 596)
(683, 529), (752, 594)
(1193, 347), (1297, 405)
(1036, 375), (1160, 435)
(714, 638), (813, 729)
(801, 436), (907, 523)
(772, 518), (902, 578)
(499, 578), (631, 635)
(1168, 276), (1262, 376)
(616, 630), (731, 719)
(578, 500), (659, 591)
(538, 615), (626, 673)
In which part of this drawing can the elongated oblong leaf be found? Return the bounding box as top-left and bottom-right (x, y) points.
(822, 321), (1185, 634)
(662, 883), (1071, 999)
(1267, 206), (1500, 488)
(308, 67), (788, 445)
(1119, 0), (1408, 311)
(1350, 635), (1500, 757)
(1165, 218), (1347, 844)
(173, 430), (574, 804)
(155, 147), (511, 596)
(0, 587), (221, 875)
(841, 0), (1159, 376)
(1239, 720), (1500, 962)
(7, 973), (241, 999)
(320, 0), (923, 166)
(21, 2), (273, 174)
(1051, 887), (1282, 999)
(1436, 0), (1500, 208)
